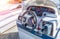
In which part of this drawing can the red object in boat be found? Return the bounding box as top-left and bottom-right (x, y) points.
(37, 26), (41, 30)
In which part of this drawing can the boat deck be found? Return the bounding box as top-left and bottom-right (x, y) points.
(0, 26), (20, 39)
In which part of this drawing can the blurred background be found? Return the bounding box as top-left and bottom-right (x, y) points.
(0, 0), (60, 39)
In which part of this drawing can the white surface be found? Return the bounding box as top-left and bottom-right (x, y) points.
(0, 8), (22, 33)
(0, 14), (18, 28)
(56, 31), (60, 39)
(18, 27), (42, 39)
(3, 25), (18, 34)
(0, 21), (16, 33)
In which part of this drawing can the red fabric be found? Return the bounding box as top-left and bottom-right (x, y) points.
(37, 26), (41, 30)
